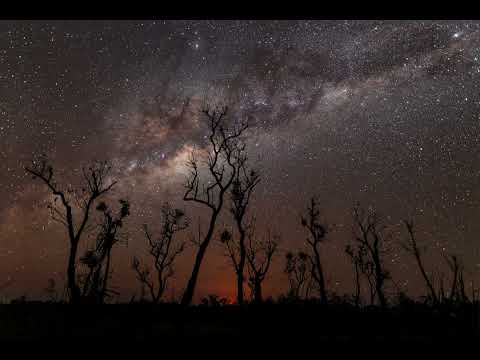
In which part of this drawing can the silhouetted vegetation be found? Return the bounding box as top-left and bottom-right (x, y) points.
(79, 199), (130, 304)
(345, 245), (361, 308)
(25, 157), (117, 303)
(284, 251), (312, 300)
(348, 203), (391, 308)
(227, 150), (260, 304)
(17, 107), (480, 341)
(245, 227), (277, 303)
(301, 197), (329, 305)
(180, 106), (249, 306)
(402, 219), (439, 305)
(132, 202), (187, 303)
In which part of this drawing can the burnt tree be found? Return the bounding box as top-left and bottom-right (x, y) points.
(345, 244), (361, 308)
(444, 254), (468, 303)
(245, 228), (278, 303)
(227, 155), (260, 304)
(301, 197), (329, 305)
(402, 220), (439, 305)
(284, 251), (312, 300)
(180, 106), (249, 306)
(132, 203), (187, 303)
(80, 199), (130, 304)
(25, 157), (116, 303)
(351, 203), (390, 309)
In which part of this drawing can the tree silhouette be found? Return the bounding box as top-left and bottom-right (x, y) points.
(350, 203), (390, 309)
(401, 220), (438, 305)
(345, 244), (361, 308)
(219, 156), (260, 304)
(443, 253), (469, 304)
(25, 157), (117, 303)
(301, 197), (328, 305)
(79, 199), (130, 304)
(132, 202), (187, 303)
(284, 251), (312, 301)
(180, 106), (249, 306)
(438, 271), (447, 303)
(245, 228), (278, 304)
(347, 239), (377, 305)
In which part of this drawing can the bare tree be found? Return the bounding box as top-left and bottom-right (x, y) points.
(80, 199), (130, 304)
(25, 157), (116, 303)
(180, 106), (249, 306)
(351, 203), (390, 309)
(443, 253), (469, 303)
(225, 156), (260, 304)
(346, 239), (380, 307)
(301, 197), (328, 305)
(245, 228), (278, 304)
(438, 271), (446, 303)
(402, 220), (438, 305)
(284, 251), (312, 301)
(345, 244), (361, 308)
(132, 203), (187, 303)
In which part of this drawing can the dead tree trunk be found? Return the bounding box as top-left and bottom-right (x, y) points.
(253, 277), (262, 303)
(181, 210), (219, 305)
(68, 240), (81, 303)
(345, 245), (361, 307)
(402, 220), (439, 305)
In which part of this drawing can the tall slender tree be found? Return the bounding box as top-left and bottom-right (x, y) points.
(345, 244), (361, 308)
(181, 106), (249, 306)
(301, 197), (328, 305)
(351, 203), (390, 309)
(402, 220), (438, 305)
(227, 155), (260, 304)
(444, 253), (468, 303)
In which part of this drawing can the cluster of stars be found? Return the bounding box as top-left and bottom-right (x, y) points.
(0, 20), (480, 300)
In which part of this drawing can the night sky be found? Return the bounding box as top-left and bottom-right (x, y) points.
(1, 20), (480, 302)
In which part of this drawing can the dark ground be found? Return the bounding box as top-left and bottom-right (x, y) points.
(0, 302), (478, 344)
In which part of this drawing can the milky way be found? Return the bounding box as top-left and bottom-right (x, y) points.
(1, 20), (480, 302)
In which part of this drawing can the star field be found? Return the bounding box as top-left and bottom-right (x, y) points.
(1, 20), (480, 301)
